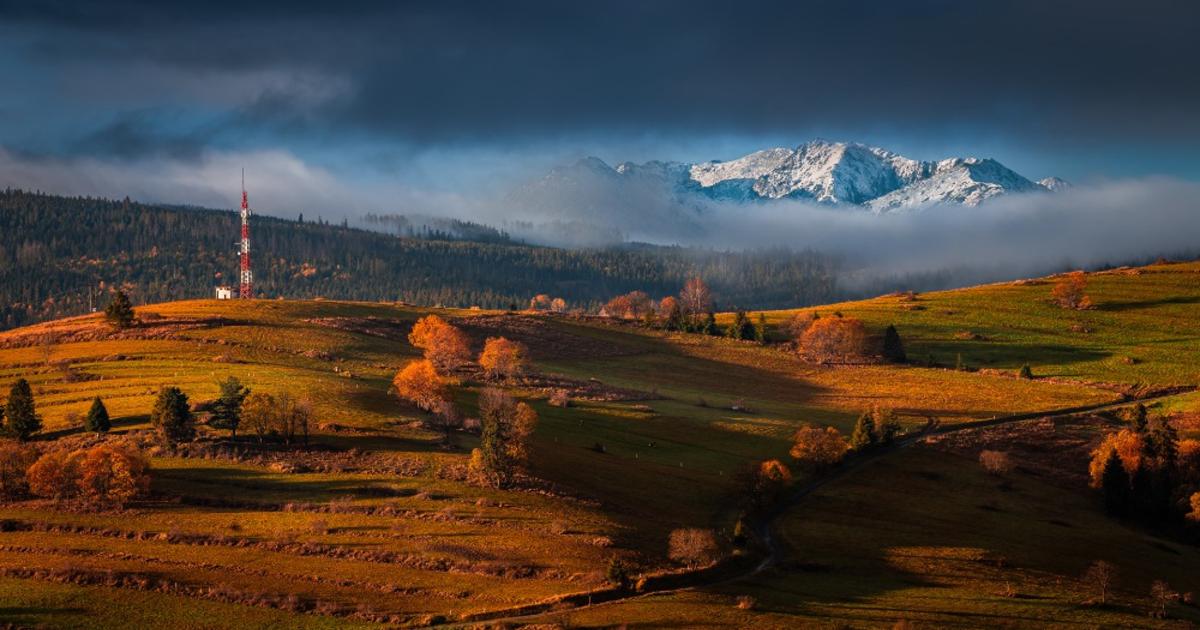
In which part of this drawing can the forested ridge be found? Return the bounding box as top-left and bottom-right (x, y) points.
(0, 189), (838, 329)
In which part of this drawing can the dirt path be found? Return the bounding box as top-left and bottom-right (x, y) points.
(434, 391), (1185, 628)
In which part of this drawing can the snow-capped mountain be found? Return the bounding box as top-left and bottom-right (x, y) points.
(526, 140), (1064, 215)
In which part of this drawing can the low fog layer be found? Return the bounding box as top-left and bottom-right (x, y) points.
(3, 148), (1196, 292)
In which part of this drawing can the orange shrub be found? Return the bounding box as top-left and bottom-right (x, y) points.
(28, 450), (82, 500)
(392, 359), (449, 412)
(28, 445), (149, 508)
(528, 294), (553, 311)
(602, 291), (653, 319)
(0, 443), (37, 500)
(789, 425), (849, 470)
(799, 316), (869, 364)
(76, 445), (150, 508)
(479, 337), (529, 381)
(407, 315), (471, 373)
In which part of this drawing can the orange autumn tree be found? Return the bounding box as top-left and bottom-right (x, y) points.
(479, 336), (529, 382)
(392, 359), (450, 412)
(76, 445), (151, 509)
(603, 291), (654, 319)
(1088, 429), (1144, 488)
(407, 315), (472, 373)
(789, 425), (850, 471)
(798, 316), (869, 364)
(1051, 271), (1093, 310)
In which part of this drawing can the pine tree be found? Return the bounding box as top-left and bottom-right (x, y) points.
(881, 325), (906, 363)
(1100, 450), (1130, 516)
(151, 386), (194, 444)
(84, 396), (110, 433)
(1123, 403), (1148, 431)
(754, 313), (767, 345)
(478, 389), (516, 487)
(1017, 364), (1033, 379)
(104, 290), (135, 329)
(701, 312), (717, 336)
(849, 412), (878, 450)
(209, 376), (249, 438)
(3, 378), (40, 441)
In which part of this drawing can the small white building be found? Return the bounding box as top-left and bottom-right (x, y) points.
(214, 286), (233, 300)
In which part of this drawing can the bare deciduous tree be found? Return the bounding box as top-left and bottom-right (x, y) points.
(668, 528), (720, 568)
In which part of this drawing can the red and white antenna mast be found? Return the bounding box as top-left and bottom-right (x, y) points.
(239, 169), (253, 299)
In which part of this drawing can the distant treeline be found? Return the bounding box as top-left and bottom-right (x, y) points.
(0, 189), (838, 329)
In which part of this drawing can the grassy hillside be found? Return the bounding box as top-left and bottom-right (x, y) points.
(747, 261), (1200, 391)
(0, 261), (1195, 627)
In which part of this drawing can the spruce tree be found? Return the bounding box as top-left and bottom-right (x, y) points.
(849, 412), (878, 450)
(4, 378), (40, 441)
(754, 314), (767, 345)
(151, 386), (194, 444)
(84, 396), (111, 433)
(881, 325), (906, 363)
(104, 290), (135, 329)
(478, 389), (515, 487)
(210, 376), (249, 438)
(1100, 450), (1130, 516)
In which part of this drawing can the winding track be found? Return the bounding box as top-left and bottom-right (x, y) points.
(437, 391), (1186, 628)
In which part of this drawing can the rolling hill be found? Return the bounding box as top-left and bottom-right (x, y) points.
(0, 260), (1196, 627)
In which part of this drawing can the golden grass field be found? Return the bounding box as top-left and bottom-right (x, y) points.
(0, 261), (1196, 627)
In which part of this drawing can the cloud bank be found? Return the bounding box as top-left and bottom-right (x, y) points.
(2, 148), (1195, 295)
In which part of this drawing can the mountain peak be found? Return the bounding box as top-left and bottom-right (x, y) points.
(532, 141), (1062, 218)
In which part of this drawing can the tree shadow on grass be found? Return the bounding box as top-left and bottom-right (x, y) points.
(153, 466), (403, 503)
(1096, 295), (1200, 312)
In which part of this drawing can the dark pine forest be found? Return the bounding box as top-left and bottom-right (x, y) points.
(0, 189), (839, 330)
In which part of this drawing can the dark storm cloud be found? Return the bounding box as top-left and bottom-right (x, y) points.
(3, 0), (1199, 157)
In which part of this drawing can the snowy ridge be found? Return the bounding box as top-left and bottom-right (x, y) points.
(534, 140), (1064, 214)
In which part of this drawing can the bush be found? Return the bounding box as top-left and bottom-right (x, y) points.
(1017, 364), (1033, 379)
(0, 443), (37, 500)
(979, 450), (1014, 475)
(789, 425), (849, 471)
(799, 317), (869, 364)
(605, 557), (633, 588)
(668, 528), (720, 568)
(27, 450), (81, 500)
(547, 389), (570, 408)
(75, 445), (151, 508)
